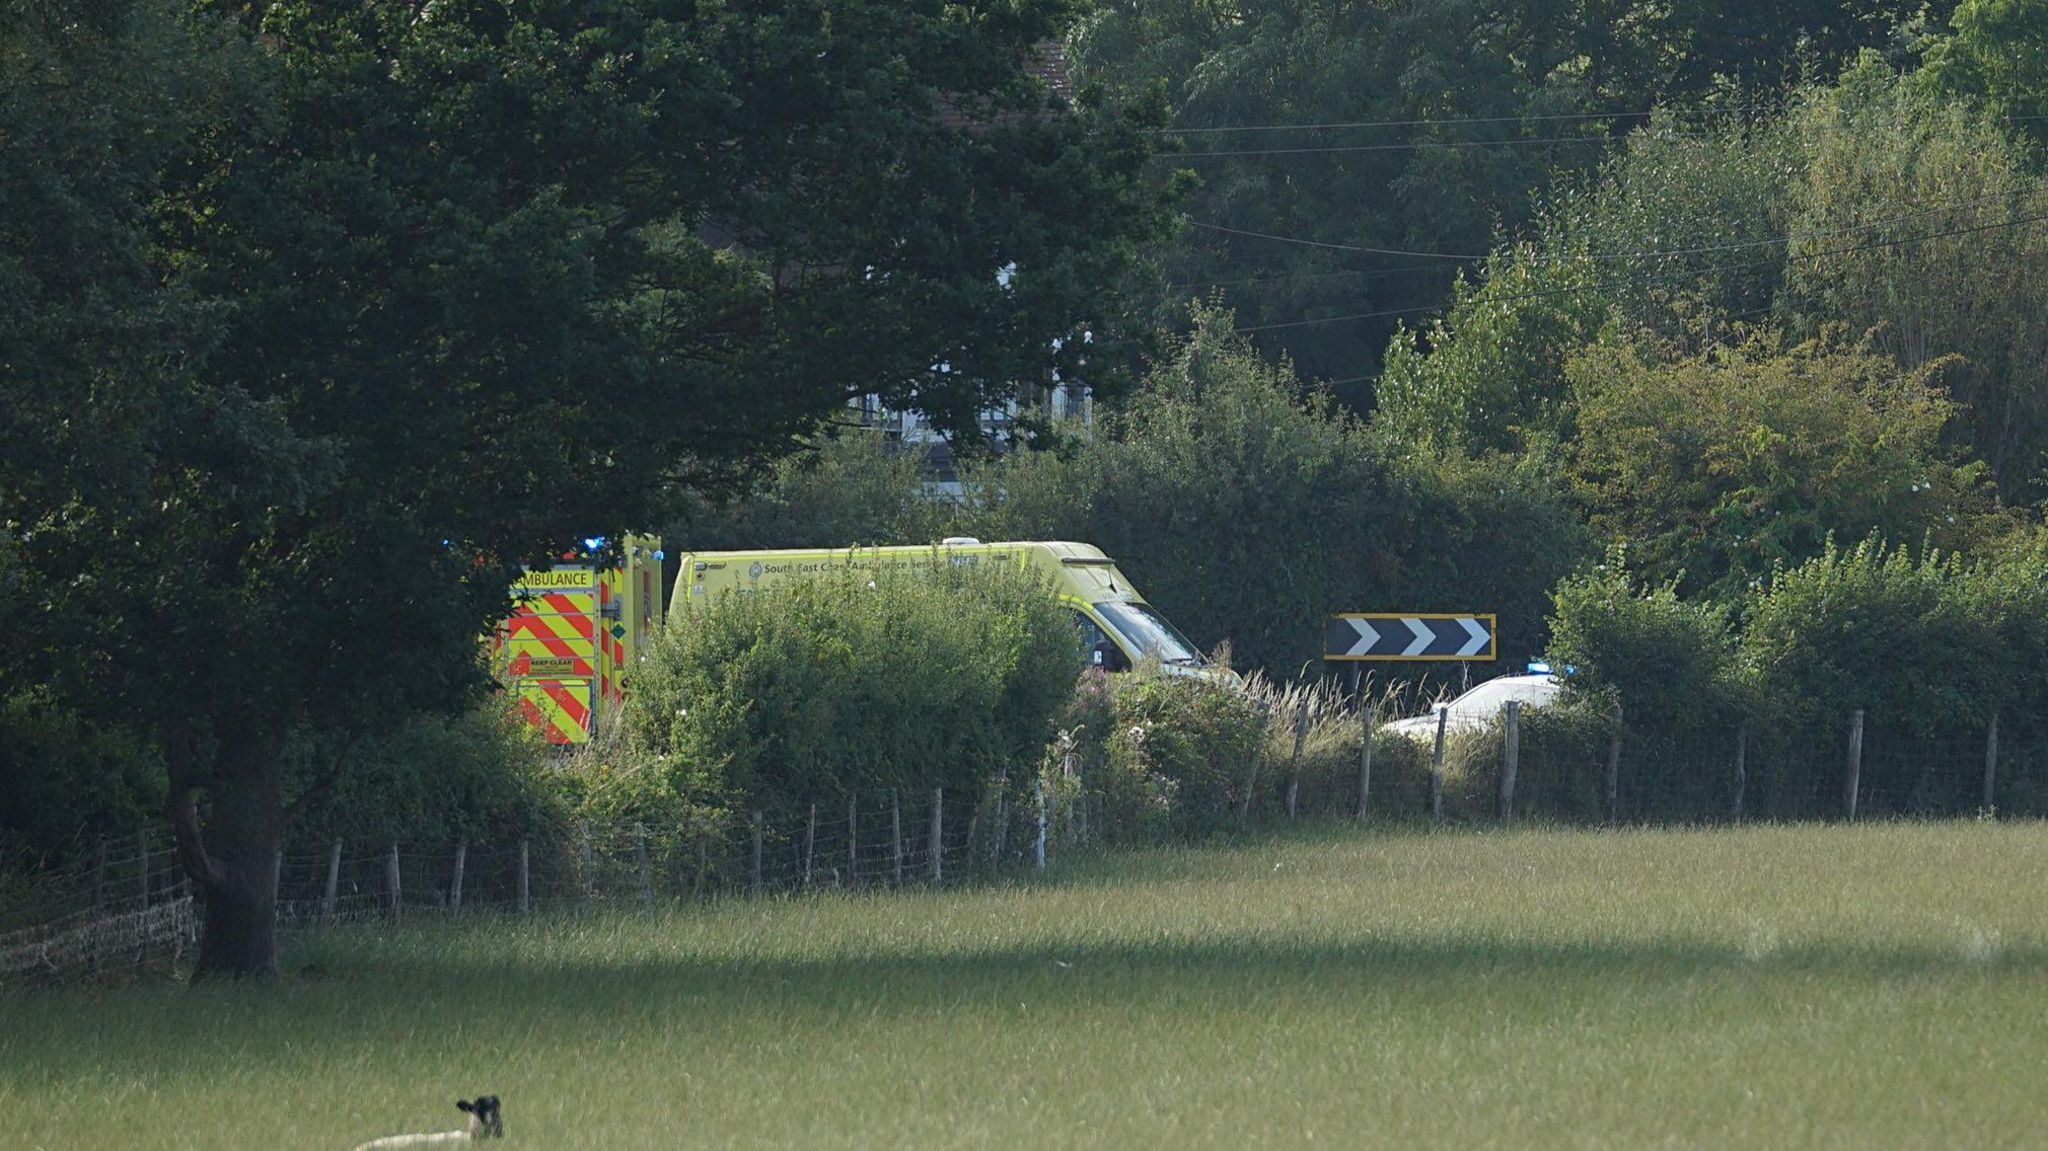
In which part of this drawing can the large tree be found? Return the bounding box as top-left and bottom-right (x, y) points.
(1069, 0), (1950, 396)
(1, 0), (1168, 975)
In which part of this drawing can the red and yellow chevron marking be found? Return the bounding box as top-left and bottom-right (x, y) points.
(514, 678), (594, 745)
(498, 587), (599, 744)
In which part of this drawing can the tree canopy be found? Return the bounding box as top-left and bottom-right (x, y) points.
(0, 0), (1169, 975)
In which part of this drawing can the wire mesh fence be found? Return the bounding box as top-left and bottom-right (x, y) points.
(0, 833), (196, 985)
(6, 709), (2042, 987)
(0, 785), (1063, 986)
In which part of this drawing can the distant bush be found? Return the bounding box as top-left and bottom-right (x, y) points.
(1547, 552), (1746, 730)
(285, 710), (564, 849)
(630, 560), (1082, 821)
(0, 687), (166, 868)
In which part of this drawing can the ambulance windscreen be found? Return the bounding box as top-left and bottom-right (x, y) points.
(1097, 602), (1205, 666)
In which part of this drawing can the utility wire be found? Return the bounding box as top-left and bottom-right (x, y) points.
(1191, 188), (2037, 266)
(1156, 109), (1665, 134)
(1166, 262), (1451, 291)
(1169, 132), (1640, 158)
(1154, 108), (2048, 137)
(1230, 199), (2048, 333)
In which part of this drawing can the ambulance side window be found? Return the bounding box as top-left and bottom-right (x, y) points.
(1072, 610), (1127, 671)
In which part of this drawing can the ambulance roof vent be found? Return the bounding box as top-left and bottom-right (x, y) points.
(940, 536), (981, 546)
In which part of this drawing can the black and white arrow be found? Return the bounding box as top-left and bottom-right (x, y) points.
(1324, 613), (1497, 661)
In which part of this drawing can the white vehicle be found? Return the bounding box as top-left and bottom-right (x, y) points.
(1382, 669), (1564, 741)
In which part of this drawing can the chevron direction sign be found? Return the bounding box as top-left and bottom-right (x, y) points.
(1325, 613), (1497, 662)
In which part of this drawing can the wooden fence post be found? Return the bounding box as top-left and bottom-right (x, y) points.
(1237, 714), (1265, 824)
(803, 804), (818, 889)
(137, 829), (152, 969)
(846, 797), (858, 887)
(929, 788), (944, 883)
(1067, 749), (1087, 846)
(1429, 708), (1447, 821)
(749, 811), (765, 896)
(1732, 726), (1748, 824)
(692, 831), (708, 902)
(578, 821), (594, 903)
(1357, 700), (1376, 823)
(322, 839), (342, 926)
(1604, 706), (1624, 825)
(387, 844), (402, 921)
(636, 824), (652, 909)
(994, 786), (1010, 865)
(450, 840), (467, 917)
(1983, 712), (2000, 814)
(517, 839), (531, 914)
(891, 791), (904, 887)
(1844, 709), (1865, 821)
(1499, 701), (1521, 824)
(1286, 692), (1310, 821)
(272, 846), (283, 915)
(91, 839), (107, 974)
(1034, 776), (1048, 871)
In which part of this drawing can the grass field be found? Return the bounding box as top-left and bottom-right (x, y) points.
(5, 821), (2048, 1149)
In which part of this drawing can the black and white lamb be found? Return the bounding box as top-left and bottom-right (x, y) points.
(352, 1095), (503, 1149)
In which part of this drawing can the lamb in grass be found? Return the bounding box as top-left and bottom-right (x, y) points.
(352, 1096), (503, 1149)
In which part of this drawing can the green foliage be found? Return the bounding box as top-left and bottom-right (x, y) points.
(1916, 0), (2048, 153)
(676, 310), (1591, 679)
(1566, 330), (1984, 598)
(1071, 0), (1936, 389)
(1782, 65), (2048, 497)
(1547, 552), (1745, 729)
(1742, 537), (2001, 735)
(1375, 116), (1806, 454)
(2, 0), (1171, 972)
(663, 432), (953, 552)
(0, 688), (166, 868)
(1076, 307), (1406, 674)
(630, 562), (1082, 818)
(1079, 671), (1267, 838)
(285, 712), (564, 850)
(1377, 244), (1608, 454)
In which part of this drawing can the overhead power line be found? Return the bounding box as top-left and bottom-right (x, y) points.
(1229, 198), (2048, 334)
(1190, 188), (2036, 266)
(1155, 109), (1663, 134)
(1154, 108), (2048, 137)
(1168, 132), (1638, 158)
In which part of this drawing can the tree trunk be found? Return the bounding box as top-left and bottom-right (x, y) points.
(171, 722), (287, 979)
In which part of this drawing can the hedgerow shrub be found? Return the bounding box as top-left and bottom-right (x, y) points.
(0, 687), (166, 868)
(630, 560), (1082, 820)
(285, 710), (564, 849)
(1548, 553), (1747, 727)
(1080, 670), (1267, 839)
(1742, 538), (1996, 737)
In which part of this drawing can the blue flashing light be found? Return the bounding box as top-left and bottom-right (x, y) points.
(1526, 660), (1553, 675)
(583, 536), (607, 553)
(653, 549), (666, 561)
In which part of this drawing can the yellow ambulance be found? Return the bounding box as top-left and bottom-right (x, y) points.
(493, 533), (665, 745)
(669, 537), (1224, 679)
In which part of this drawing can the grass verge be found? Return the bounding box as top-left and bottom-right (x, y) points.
(4, 821), (2045, 1149)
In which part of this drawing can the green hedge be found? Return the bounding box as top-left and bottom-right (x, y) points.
(628, 559), (1082, 819)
